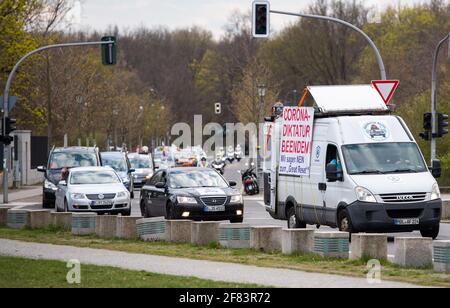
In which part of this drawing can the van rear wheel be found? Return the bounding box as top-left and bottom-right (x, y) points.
(287, 207), (306, 229)
(338, 209), (354, 234)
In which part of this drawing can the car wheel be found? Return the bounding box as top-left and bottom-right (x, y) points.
(121, 208), (131, 217)
(338, 208), (354, 235)
(230, 217), (243, 223)
(166, 202), (177, 220)
(421, 225), (440, 240)
(64, 199), (69, 213)
(287, 206), (306, 229)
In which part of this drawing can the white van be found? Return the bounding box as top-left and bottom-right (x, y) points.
(263, 85), (442, 239)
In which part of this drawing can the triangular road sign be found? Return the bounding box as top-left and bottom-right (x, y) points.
(372, 80), (399, 105)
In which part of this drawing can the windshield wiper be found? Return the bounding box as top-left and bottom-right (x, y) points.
(388, 168), (419, 174)
(352, 170), (385, 175)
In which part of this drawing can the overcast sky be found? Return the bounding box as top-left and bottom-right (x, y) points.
(68, 0), (429, 38)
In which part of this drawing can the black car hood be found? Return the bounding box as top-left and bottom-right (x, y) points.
(174, 187), (236, 197)
(46, 169), (63, 184)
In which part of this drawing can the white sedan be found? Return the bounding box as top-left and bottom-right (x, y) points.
(55, 167), (131, 215)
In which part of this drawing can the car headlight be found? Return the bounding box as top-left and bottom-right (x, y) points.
(230, 194), (243, 204)
(355, 187), (377, 203)
(431, 183), (441, 201)
(145, 173), (153, 180)
(71, 193), (86, 200)
(44, 180), (57, 191)
(117, 191), (128, 198)
(177, 196), (197, 204)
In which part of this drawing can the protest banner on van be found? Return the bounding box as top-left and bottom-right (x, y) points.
(279, 107), (315, 176)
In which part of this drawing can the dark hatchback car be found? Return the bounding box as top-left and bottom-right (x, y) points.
(38, 147), (102, 208)
(140, 168), (244, 223)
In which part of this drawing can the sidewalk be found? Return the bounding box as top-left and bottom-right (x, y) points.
(0, 186), (42, 204)
(0, 239), (422, 288)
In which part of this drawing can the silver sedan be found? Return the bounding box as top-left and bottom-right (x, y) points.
(55, 167), (131, 215)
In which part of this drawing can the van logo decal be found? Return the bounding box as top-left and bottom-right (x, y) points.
(387, 176), (401, 183)
(364, 122), (389, 141)
(315, 146), (321, 159)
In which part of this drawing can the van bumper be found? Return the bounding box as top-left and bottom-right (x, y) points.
(346, 199), (442, 233)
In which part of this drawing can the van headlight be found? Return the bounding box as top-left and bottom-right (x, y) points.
(431, 184), (441, 201)
(355, 187), (377, 203)
(230, 194), (243, 204)
(177, 196), (197, 204)
(71, 193), (86, 200)
(44, 180), (57, 191)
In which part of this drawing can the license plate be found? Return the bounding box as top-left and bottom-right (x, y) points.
(91, 200), (113, 206)
(204, 206), (225, 212)
(394, 218), (419, 226)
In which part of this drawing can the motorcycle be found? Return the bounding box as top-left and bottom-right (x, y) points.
(241, 164), (259, 195)
(212, 159), (226, 175)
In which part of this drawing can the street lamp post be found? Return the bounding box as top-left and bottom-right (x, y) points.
(430, 32), (450, 163)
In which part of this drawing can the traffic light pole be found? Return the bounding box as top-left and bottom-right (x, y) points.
(269, 10), (387, 81)
(430, 33), (450, 163)
(2, 40), (114, 204)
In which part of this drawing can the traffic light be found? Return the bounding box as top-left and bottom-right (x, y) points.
(252, 1), (270, 38)
(101, 36), (117, 65)
(420, 113), (432, 141)
(437, 113), (449, 137)
(1, 117), (16, 145)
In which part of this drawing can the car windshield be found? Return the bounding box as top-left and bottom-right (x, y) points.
(70, 170), (121, 185)
(342, 143), (428, 175)
(169, 170), (228, 189)
(49, 152), (97, 170)
(102, 155), (128, 172)
(129, 156), (152, 169)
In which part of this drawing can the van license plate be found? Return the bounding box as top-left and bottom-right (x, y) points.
(394, 218), (419, 226)
(204, 206), (225, 212)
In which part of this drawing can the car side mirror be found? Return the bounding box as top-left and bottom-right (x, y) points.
(37, 166), (46, 173)
(155, 182), (166, 189)
(229, 181), (237, 187)
(58, 180), (67, 186)
(326, 163), (338, 182)
(129, 168), (136, 174)
(431, 159), (441, 179)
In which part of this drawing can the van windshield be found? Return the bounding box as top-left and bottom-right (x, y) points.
(342, 143), (428, 175)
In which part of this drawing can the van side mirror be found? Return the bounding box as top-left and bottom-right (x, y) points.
(128, 168), (136, 174)
(37, 166), (46, 173)
(326, 163), (343, 182)
(326, 164), (338, 182)
(431, 159), (441, 179)
(229, 181), (237, 187)
(58, 180), (67, 186)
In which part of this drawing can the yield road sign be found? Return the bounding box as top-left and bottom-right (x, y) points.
(371, 80), (399, 105)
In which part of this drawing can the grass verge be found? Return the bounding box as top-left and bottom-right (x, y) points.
(0, 255), (262, 288)
(0, 227), (449, 287)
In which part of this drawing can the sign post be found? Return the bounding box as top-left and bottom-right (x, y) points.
(278, 107), (315, 177)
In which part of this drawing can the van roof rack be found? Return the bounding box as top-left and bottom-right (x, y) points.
(301, 85), (390, 117)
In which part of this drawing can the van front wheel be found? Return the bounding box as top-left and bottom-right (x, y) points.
(338, 209), (354, 234)
(420, 224), (440, 240)
(287, 207), (306, 229)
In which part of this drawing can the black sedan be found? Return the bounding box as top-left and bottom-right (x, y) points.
(140, 168), (244, 223)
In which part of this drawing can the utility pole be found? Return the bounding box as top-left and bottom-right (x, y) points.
(2, 39), (115, 204)
(430, 33), (450, 163)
